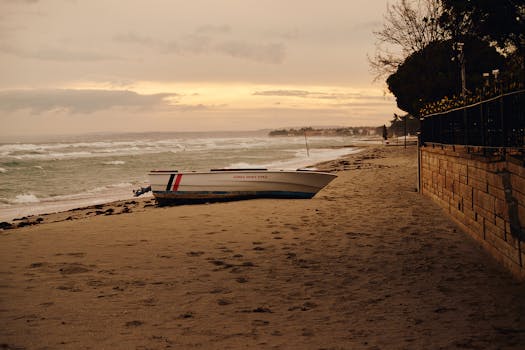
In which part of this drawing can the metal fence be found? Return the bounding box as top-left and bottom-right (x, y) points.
(420, 90), (525, 151)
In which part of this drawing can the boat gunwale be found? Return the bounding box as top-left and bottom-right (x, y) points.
(148, 169), (337, 176)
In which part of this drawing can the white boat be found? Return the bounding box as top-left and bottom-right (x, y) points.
(148, 168), (337, 205)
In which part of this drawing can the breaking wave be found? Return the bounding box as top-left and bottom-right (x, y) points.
(13, 194), (40, 204)
(102, 160), (126, 165)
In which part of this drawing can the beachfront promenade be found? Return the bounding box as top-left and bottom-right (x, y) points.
(1, 145), (524, 349)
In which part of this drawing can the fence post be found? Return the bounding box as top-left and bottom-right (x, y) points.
(481, 100), (486, 156)
(420, 90), (524, 151)
(500, 94), (506, 157)
(463, 108), (468, 146)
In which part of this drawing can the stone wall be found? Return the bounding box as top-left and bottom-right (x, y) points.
(419, 144), (525, 280)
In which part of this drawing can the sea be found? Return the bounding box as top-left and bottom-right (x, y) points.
(0, 131), (377, 221)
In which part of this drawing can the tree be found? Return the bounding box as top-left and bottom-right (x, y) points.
(440, 0), (525, 54)
(369, 0), (448, 80)
(388, 113), (420, 136)
(386, 37), (505, 116)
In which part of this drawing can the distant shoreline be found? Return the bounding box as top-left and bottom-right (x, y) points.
(268, 126), (381, 137)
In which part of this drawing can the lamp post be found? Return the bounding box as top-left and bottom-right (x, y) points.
(482, 72), (490, 95)
(492, 69), (500, 93)
(457, 42), (467, 98)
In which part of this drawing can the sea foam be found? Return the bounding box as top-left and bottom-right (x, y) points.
(13, 194), (40, 204)
(102, 160), (126, 165)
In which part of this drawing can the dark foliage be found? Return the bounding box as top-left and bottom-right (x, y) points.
(440, 0), (525, 53)
(387, 37), (505, 116)
(389, 113), (420, 136)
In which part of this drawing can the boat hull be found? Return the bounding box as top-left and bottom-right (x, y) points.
(148, 170), (336, 205)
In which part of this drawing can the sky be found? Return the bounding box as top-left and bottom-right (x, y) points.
(0, 0), (403, 137)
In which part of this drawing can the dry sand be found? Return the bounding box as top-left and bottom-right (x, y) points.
(1, 145), (524, 350)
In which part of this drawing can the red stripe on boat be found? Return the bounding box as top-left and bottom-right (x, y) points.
(172, 174), (183, 191)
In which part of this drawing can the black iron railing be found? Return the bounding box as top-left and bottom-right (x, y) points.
(420, 90), (525, 151)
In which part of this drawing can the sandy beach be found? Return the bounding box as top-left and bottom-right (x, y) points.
(1, 145), (524, 350)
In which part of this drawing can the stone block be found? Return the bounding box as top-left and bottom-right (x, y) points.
(486, 172), (504, 190)
(495, 199), (508, 219)
(495, 215), (507, 231)
(469, 177), (487, 192)
(485, 219), (505, 240)
(519, 204), (525, 229)
(485, 232), (522, 266)
(507, 161), (525, 178)
(474, 190), (495, 212)
(467, 166), (482, 181)
(488, 184), (506, 201)
(474, 204), (495, 225)
(510, 174), (525, 196)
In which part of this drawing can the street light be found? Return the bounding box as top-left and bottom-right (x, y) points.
(492, 69), (499, 80)
(457, 42), (467, 97)
(482, 72), (490, 94)
(492, 69), (500, 93)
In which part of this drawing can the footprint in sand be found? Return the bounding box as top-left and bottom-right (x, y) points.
(125, 320), (144, 327)
(210, 287), (231, 294)
(58, 263), (91, 274)
(29, 262), (47, 268)
(301, 328), (314, 336)
(56, 285), (82, 292)
(66, 252), (86, 258)
(142, 297), (156, 306)
(86, 279), (105, 287)
(252, 307), (272, 313)
(187, 251), (205, 257)
(208, 259), (233, 269)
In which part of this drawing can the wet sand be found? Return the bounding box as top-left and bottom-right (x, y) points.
(1, 145), (524, 349)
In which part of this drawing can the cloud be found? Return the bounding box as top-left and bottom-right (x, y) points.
(0, 89), (178, 113)
(253, 89), (389, 100)
(113, 33), (156, 46)
(195, 25), (231, 35)
(3, 0), (39, 3)
(0, 43), (119, 62)
(214, 40), (285, 64)
(113, 27), (286, 64)
(253, 90), (311, 97)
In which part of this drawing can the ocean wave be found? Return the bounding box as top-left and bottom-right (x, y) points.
(0, 136), (350, 161)
(86, 183), (134, 194)
(13, 193), (40, 204)
(228, 147), (360, 170)
(102, 160), (126, 165)
(6, 182), (135, 206)
(1, 143), (185, 160)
